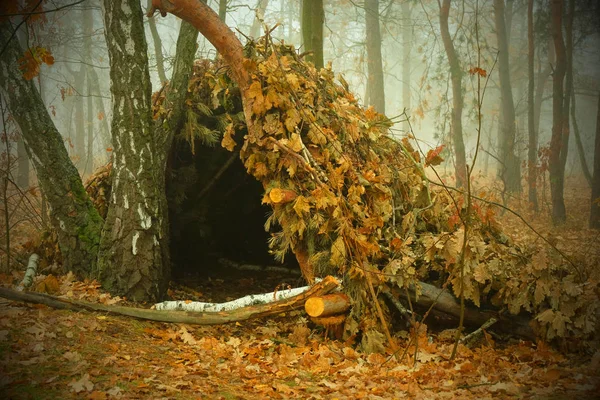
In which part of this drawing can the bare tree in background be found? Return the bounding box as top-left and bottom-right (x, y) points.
(365, 0), (385, 114)
(301, 0), (324, 69)
(494, 0), (521, 193)
(549, 0), (567, 224)
(439, 0), (465, 188)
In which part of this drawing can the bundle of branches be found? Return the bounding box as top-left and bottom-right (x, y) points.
(183, 36), (597, 352)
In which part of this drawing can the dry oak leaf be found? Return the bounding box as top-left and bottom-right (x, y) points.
(69, 373), (94, 393)
(425, 145), (445, 167)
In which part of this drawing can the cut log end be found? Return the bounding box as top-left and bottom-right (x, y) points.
(305, 293), (350, 317)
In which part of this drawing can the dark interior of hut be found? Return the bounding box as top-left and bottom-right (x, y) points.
(166, 139), (301, 302)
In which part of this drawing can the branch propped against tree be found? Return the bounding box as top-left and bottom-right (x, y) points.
(0, 276), (340, 325)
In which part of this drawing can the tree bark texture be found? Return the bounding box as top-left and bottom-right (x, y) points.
(0, 22), (103, 277)
(494, 0), (521, 193)
(301, 0), (324, 70)
(527, 0), (538, 211)
(98, 0), (169, 301)
(439, 0), (466, 188)
(549, 0), (567, 224)
(365, 0), (385, 114)
(590, 92), (600, 229)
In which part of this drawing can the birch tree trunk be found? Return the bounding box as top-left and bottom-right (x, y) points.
(98, 0), (199, 301)
(97, 0), (169, 301)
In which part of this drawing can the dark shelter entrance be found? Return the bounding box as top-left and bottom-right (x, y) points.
(166, 138), (300, 300)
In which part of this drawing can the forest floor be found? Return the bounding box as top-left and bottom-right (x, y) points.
(0, 177), (599, 399)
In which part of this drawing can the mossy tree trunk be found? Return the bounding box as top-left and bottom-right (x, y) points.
(0, 22), (104, 277)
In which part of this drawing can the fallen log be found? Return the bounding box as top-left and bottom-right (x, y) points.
(155, 280), (313, 312)
(305, 293), (350, 317)
(392, 281), (536, 341)
(0, 275), (339, 325)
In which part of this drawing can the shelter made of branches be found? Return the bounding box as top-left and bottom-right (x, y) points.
(153, 34), (598, 351)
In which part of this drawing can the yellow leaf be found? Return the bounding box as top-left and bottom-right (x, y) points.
(286, 73), (300, 90)
(285, 108), (301, 132)
(330, 236), (346, 268)
(221, 124), (237, 151)
(288, 133), (303, 152)
(293, 195), (311, 216)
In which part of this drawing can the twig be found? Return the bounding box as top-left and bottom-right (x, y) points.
(460, 317), (497, 345)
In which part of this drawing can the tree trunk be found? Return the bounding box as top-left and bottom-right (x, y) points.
(98, 0), (170, 301)
(16, 135), (29, 189)
(527, 0), (538, 211)
(439, 0), (466, 188)
(590, 92), (600, 229)
(534, 40), (553, 142)
(571, 85), (593, 187)
(250, 0), (269, 38)
(365, 0), (385, 114)
(86, 66), (112, 152)
(74, 66), (86, 171)
(0, 22), (104, 277)
(301, 0), (324, 70)
(549, 0), (567, 225)
(494, 0), (521, 193)
(84, 7), (95, 174)
(219, 0), (227, 22)
(560, 0), (574, 174)
(146, 0), (168, 83)
(401, 1), (412, 131)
